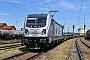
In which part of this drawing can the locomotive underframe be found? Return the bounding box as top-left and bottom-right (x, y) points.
(21, 36), (65, 49)
(21, 37), (49, 49)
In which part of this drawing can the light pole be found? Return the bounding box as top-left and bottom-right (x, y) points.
(64, 19), (66, 33)
(77, 17), (79, 25)
(84, 14), (86, 36)
(73, 25), (74, 36)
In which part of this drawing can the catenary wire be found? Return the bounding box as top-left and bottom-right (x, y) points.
(19, 0), (39, 13)
(3, 0), (29, 13)
(0, 7), (18, 16)
(42, 0), (52, 10)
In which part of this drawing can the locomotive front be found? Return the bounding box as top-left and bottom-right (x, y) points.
(22, 14), (51, 49)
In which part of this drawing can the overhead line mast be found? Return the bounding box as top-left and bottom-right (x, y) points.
(78, 0), (83, 20)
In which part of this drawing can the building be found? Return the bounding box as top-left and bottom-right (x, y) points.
(0, 23), (7, 29)
(2, 26), (16, 30)
(0, 22), (16, 30)
(78, 27), (84, 35)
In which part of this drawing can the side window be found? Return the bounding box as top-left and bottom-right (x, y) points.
(55, 25), (57, 34)
(58, 27), (60, 34)
(54, 24), (56, 35)
(60, 27), (63, 36)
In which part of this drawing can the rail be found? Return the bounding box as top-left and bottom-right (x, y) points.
(0, 44), (21, 50)
(75, 39), (83, 60)
(80, 39), (90, 49)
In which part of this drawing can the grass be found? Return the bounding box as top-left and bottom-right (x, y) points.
(0, 46), (25, 59)
(46, 38), (76, 60)
(0, 38), (77, 60)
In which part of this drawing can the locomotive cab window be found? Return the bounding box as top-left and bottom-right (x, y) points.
(36, 17), (46, 27)
(27, 18), (36, 23)
(26, 17), (47, 28)
(37, 17), (46, 25)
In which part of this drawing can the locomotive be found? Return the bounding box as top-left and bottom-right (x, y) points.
(21, 13), (64, 49)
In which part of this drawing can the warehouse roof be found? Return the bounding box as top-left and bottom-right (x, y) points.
(0, 23), (7, 27)
(2, 26), (16, 30)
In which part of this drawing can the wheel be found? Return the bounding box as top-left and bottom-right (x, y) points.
(24, 43), (29, 49)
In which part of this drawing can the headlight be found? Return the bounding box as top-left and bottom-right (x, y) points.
(25, 29), (29, 35)
(42, 29), (46, 35)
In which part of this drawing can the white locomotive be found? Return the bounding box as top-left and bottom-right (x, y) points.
(21, 13), (64, 49)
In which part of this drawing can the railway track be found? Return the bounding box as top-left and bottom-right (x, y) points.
(80, 39), (90, 49)
(0, 39), (21, 45)
(0, 41), (21, 45)
(75, 38), (90, 60)
(0, 44), (21, 50)
(75, 39), (83, 60)
(1, 50), (44, 60)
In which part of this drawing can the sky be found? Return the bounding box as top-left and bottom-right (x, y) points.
(0, 0), (90, 33)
